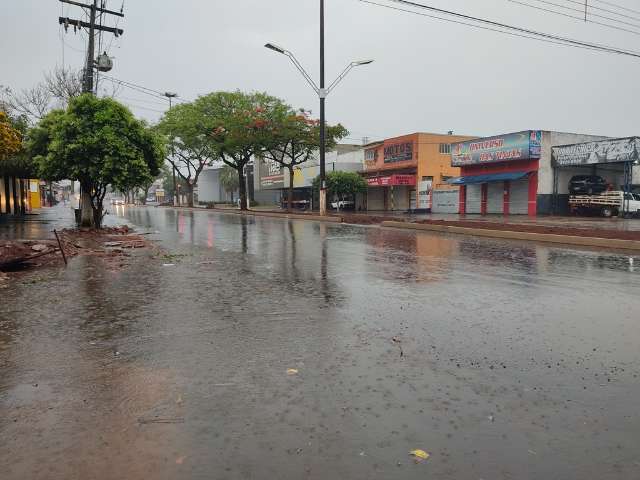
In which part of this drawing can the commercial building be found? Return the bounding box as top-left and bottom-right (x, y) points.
(0, 176), (37, 216)
(449, 130), (608, 216)
(363, 132), (474, 212)
(254, 144), (365, 209)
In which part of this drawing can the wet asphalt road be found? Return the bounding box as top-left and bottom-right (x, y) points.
(2, 206), (640, 480)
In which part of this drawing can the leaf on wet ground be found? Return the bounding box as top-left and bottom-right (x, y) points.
(286, 368), (299, 375)
(176, 456), (186, 465)
(409, 449), (430, 462)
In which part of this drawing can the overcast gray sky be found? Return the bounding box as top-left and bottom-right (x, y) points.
(3, 0), (640, 142)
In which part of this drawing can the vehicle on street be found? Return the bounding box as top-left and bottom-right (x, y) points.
(110, 198), (125, 205)
(331, 200), (355, 210)
(569, 191), (640, 217)
(568, 175), (608, 195)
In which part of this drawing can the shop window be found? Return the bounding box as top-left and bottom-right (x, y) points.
(439, 143), (451, 154)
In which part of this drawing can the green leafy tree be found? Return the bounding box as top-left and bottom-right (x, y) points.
(35, 94), (164, 228)
(199, 91), (290, 210)
(219, 164), (239, 203)
(313, 171), (367, 211)
(156, 102), (217, 207)
(262, 109), (348, 212)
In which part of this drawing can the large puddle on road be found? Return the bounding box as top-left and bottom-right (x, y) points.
(2, 207), (639, 479)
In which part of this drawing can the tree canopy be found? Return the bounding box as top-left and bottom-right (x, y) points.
(35, 94), (164, 227)
(313, 171), (367, 200)
(261, 108), (348, 211)
(199, 91), (290, 210)
(0, 111), (22, 161)
(156, 101), (218, 206)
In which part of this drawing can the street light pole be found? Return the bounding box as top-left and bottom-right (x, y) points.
(319, 0), (327, 216)
(264, 7), (372, 216)
(164, 92), (179, 206)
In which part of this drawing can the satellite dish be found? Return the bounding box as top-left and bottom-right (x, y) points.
(96, 52), (113, 72)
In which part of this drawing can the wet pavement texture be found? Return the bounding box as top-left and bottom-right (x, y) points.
(2, 206), (640, 479)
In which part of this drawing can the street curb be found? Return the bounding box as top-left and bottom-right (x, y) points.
(158, 205), (343, 223)
(380, 221), (640, 251)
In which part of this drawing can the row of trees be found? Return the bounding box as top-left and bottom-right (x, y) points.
(157, 91), (348, 211)
(3, 68), (356, 227)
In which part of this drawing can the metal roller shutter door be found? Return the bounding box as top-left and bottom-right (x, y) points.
(487, 183), (503, 214)
(367, 188), (384, 210)
(466, 184), (482, 214)
(510, 179), (529, 214)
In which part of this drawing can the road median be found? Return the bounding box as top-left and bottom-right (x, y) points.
(381, 221), (640, 251)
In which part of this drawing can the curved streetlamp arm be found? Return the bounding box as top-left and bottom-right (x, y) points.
(327, 62), (356, 95)
(284, 52), (320, 94)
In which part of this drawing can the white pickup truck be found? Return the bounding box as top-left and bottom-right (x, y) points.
(569, 191), (640, 217)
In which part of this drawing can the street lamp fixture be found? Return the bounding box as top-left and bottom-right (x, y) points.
(264, 40), (373, 215)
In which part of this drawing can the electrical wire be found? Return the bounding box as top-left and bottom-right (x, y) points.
(506, 0), (640, 36)
(360, 0), (640, 58)
(593, 0), (640, 16)
(559, 0), (640, 22)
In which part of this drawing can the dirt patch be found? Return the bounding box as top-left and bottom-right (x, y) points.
(413, 219), (640, 241)
(342, 214), (408, 225)
(0, 225), (157, 284)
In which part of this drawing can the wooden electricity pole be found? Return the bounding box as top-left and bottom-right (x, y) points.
(58, 0), (124, 225)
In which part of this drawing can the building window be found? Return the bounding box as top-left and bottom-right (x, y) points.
(365, 149), (378, 162)
(439, 143), (451, 154)
(441, 175), (453, 183)
(421, 176), (433, 182)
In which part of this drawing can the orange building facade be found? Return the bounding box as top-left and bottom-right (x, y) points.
(363, 132), (476, 212)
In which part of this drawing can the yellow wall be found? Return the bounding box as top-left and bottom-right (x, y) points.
(416, 133), (476, 190)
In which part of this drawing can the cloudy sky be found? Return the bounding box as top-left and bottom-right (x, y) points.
(2, 0), (640, 142)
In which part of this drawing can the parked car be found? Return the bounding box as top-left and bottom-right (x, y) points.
(110, 198), (125, 205)
(331, 200), (355, 210)
(568, 175), (607, 195)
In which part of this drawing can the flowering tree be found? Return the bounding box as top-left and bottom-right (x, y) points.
(262, 109), (347, 212)
(198, 91), (290, 210)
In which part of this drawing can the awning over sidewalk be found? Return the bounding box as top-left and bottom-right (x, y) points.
(447, 171), (531, 185)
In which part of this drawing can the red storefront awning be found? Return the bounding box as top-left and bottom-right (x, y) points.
(367, 174), (416, 187)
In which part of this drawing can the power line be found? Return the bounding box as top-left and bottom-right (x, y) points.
(362, 0), (606, 52)
(507, 0), (640, 36)
(593, 0), (640, 17)
(361, 0), (640, 58)
(559, 0), (640, 22)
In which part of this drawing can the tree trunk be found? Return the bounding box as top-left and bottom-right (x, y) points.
(288, 166), (294, 213)
(92, 198), (104, 229)
(238, 167), (248, 210)
(80, 184), (94, 227)
(186, 184), (194, 207)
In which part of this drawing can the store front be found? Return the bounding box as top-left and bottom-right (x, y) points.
(551, 137), (640, 215)
(449, 131), (542, 216)
(366, 174), (417, 211)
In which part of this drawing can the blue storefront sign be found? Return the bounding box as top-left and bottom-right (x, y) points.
(452, 130), (542, 167)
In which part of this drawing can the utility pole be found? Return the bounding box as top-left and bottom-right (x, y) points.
(163, 92), (180, 206)
(59, 0), (124, 225)
(59, 0), (124, 94)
